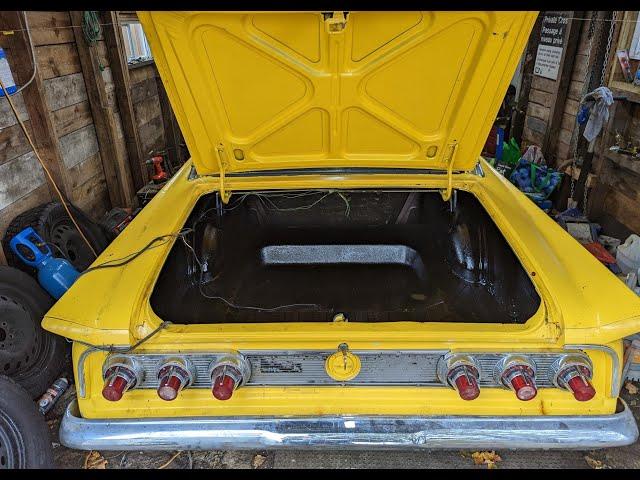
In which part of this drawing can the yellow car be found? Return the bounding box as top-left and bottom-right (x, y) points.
(46, 11), (640, 450)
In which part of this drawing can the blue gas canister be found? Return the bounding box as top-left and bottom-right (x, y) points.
(9, 227), (80, 299)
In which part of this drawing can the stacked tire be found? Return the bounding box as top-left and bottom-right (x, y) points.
(0, 266), (68, 398)
(0, 375), (54, 468)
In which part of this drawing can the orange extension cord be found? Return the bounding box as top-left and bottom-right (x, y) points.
(0, 75), (98, 258)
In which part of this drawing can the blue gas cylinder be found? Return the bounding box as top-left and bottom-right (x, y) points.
(9, 227), (80, 299)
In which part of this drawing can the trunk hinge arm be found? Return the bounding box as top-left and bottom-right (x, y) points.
(215, 144), (231, 204)
(440, 141), (459, 202)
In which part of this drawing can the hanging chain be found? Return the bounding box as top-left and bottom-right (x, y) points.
(600, 11), (618, 87)
(582, 11), (617, 215)
(569, 13), (598, 201)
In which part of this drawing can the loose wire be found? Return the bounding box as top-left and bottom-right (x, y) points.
(77, 228), (193, 278)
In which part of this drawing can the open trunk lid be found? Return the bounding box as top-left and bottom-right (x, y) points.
(138, 11), (537, 175)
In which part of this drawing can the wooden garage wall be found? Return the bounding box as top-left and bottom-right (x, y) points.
(521, 12), (592, 167)
(0, 11), (180, 266)
(523, 25), (590, 165)
(591, 11), (640, 237)
(0, 11), (112, 265)
(129, 64), (166, 157)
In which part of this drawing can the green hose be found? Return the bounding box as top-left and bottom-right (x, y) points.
(82, 11), (104, 71)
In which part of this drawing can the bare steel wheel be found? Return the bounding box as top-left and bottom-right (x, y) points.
(0, 297), (38, 376)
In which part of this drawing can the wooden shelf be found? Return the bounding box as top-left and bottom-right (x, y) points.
(604, 149), (640, 175)
(610, 82), (640, 104)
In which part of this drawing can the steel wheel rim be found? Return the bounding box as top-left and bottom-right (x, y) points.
(0, 298), (38, 376)
(0, 409), (25, 469)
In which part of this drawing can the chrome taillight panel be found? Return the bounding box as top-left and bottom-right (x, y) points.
(99, 350), (595, 392)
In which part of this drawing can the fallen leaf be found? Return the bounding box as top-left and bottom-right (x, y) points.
(471, 451), (502, 469)
(584, 455), (605, 469)
(252, 454), (267, 469)
(84, 451), (107, 469)
(625, 381), (638, 395)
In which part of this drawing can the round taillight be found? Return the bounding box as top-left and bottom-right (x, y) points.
(156, 357), (195, 401)
(550, 354), (596, 402)
(438, 354), (481, 401)
(101, 355), (142, 402)
(208, 354), (251, 401)
(495, 355), (537, 401)
(211, 368), (238, 400)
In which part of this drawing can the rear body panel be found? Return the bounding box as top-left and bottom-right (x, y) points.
(44, 160), (640, 419)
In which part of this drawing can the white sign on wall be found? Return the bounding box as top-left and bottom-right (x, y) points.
(533, 12), (570, 81)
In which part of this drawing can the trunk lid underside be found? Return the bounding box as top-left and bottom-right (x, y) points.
(138, 11), (536, 175)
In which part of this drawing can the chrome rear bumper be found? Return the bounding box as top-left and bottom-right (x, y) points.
(60, 400), (638, 451)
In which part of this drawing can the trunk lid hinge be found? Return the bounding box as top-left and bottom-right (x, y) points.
(440, 140), (459, 202)
(215, 143), (231, 204)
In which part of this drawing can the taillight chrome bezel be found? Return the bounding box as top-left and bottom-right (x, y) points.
(549, 353), (596, 401)
(208, 353), (252, 400)
(494, 354), (538, 401)
(156, 356), (196, 401)
(101, 354), (144, 401)
(437, 353), (481, 400)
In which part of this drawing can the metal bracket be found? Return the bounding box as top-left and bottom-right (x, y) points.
(215, 144), (231, 204)
(440, 141), (459, 202)
(324, 11), (348, 34)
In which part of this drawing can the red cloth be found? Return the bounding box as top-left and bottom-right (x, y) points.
(583, 242), (617, 264)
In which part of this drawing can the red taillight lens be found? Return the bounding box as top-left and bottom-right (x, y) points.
(559, 365), (596, 401)
(551, 355), (596, 402)
(450, 365), (481, 400)
(211, 367), (239, 400)
(209, 354), (251, 401)
(438, 355), (481, 400)
(496, 356), (537, 401)
(102, 365), (137, 401)
(157, 358), (194, 401)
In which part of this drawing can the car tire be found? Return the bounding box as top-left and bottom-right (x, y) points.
(1, 202), (110, 275)
(0, 375), (54, 469)
(0, 267), (68, 398)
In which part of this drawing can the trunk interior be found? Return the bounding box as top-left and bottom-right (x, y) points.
(150, 190), (540, 324)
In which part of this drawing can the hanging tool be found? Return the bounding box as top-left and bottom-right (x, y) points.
(146, 155), (169, 184)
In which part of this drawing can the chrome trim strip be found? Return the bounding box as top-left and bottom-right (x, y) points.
(77, 347), (618, 396)
(60, 399), (638, 451)
(565, 344), (620, 397)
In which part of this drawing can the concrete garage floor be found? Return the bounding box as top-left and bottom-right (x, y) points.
(47, 384), (640, 469)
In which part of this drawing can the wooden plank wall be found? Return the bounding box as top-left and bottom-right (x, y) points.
(0, 11), (112, 265)
(590, 12), (640, 237)
(129, 64), (166, 159)
(521, 16), (590, 167)
(0, 11), (184, 265)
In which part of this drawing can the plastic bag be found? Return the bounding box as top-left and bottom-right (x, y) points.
(509, 158), (563, 201)
(501, 138), (521, 166)
(521, 145), (546, 165)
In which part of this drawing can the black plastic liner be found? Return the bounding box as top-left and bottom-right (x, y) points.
(150, 190), (540, 324)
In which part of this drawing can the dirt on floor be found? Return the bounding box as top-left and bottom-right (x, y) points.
(48, 382), (640, 469)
